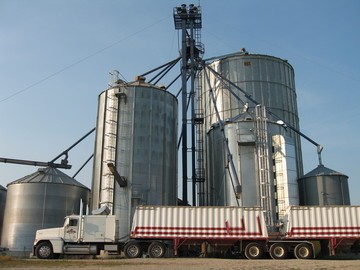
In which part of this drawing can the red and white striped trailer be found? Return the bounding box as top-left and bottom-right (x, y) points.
(33, 205), (360, 259)
(125, 206), (268, 259)
(125, 205), (360, 259)
(280, 205), (360, 257)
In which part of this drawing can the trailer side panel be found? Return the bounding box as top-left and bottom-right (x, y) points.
(130, 206), (268, 240)
(282, 206), (360, 238)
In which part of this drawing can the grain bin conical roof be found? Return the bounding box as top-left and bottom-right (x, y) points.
(7, 166), (88, 189)
(0, 184), (6, 191)
(301, 164), (347, 178)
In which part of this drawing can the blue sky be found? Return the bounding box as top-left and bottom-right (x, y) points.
(0, 0), (359, 204)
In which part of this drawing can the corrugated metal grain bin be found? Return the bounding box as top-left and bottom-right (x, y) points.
(91, 78), (178, 240)
(198, 53), (303, 178)
(281, 205), (360, 238)
(298, 165), (350, 205)
(131, 206), (268, 239)
(197, 53), (302, 227)
(1, 167), (90, 257)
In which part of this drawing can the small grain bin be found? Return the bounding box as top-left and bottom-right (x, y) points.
(0, 167), (90, 257)
(298, 165), (350, 205)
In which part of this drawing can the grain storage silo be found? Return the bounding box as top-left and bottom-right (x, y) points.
(1, 167), (90, 257)
(197, 52), (302, 225)
(206, 118), (262, 207)
(205, 113), (299, 224)
(298, 165), (350, 205)
(0, 185), (6, 245)
(91, 76), (178, 240)
(199, 52), (302, 173)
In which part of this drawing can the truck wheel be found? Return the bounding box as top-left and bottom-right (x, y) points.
(148, 242), (166, 258)
(294, 243), (313, 259)
(244, 242), (264, 259)
(35, 242), (54, 259)
(124, 242), (143, 258)
(269, 243), (288, 259)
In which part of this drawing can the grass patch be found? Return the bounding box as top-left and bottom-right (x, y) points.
(0, 255), (12, 262)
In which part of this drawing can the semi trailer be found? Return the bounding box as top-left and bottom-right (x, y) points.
(33, 205), (360, 259)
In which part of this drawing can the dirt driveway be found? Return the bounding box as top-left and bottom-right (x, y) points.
(1, 258), (360, 270)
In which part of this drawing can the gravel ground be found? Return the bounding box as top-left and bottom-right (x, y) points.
(1, 258), (360, 270)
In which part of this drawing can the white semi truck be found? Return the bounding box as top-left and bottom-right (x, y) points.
(33, 205), (360, 259)
(33, 214), (119, 259)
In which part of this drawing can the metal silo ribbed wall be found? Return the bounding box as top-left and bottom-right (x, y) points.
(206, 121), (261, 207)
(0, 185), (6, 246)
(199, 54), (302, 212)
(0, 168), (90, 257)
(201, 54), (300, 133)
(200, 54), (302, 171)
(298, 165), (350, 205)
(91, 80), (178, 239)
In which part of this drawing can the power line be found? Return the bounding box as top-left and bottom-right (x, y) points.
(0, 15), (171, 104)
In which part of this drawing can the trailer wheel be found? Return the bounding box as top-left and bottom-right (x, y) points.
(148, 242), (166, 258)
(124, 242), (143, 258)
(294, 243), (313, 259)
(35, 241), (54, 259)
(244, 242), (264, 259)
(269, 243), (288, 259)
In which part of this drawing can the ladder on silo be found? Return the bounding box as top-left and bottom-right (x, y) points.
(100, 89), (119, 211)
(255, 105), (273, 227)
(195, 72), (206, 205)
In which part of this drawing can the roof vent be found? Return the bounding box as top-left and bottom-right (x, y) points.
(135, 76), (146, 83)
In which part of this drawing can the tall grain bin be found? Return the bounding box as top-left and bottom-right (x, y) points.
(298, 165), (350, 205)
(198, 52), (302, 225)
(0, 185), (6, 245)
(199, 53), (302, 173)
(1, 167), (90, 257)
(91, 77), (178, 239)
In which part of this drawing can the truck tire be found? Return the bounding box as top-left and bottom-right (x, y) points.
(124, 242), (143, 258)
(294, 243), (313, 259)
(148, 242), (166, 258)
(269, 243), (288, 259)
(35, 241), (54, 259)
(244, 242), (264, 259)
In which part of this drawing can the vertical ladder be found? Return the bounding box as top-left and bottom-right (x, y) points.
(195, 73), (206, 205)
(194, 25), (204, 59)
(255, 105), (273, 227)
(193, 11), (205, 206)
(100, 90), (118, 211)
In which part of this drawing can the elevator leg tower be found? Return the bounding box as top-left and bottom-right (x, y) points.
(174, 4), (203, 205)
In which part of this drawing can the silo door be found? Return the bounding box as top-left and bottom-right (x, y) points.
(64, 218), (79, 242)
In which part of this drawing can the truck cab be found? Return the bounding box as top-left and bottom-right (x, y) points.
(33, 214), (119, 259)
(63, 216), (80, 242)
